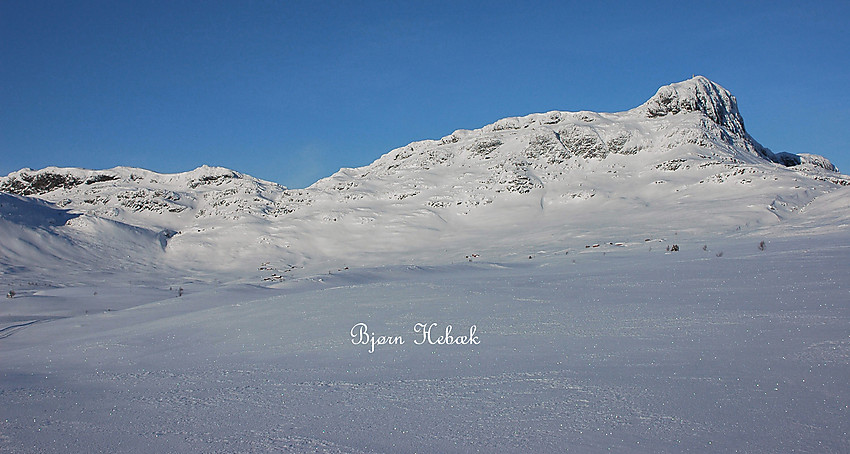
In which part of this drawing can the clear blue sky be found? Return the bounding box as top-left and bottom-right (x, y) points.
(2, 1), (848, 188)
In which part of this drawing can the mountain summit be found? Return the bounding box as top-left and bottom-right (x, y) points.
(639, 76), (786, 165)
(1, 76), (847, 278)
(642, 76), (747, 135)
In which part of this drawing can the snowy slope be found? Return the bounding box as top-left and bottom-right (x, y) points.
(2, 234), (849, 453)
(0, 193), (175, 278)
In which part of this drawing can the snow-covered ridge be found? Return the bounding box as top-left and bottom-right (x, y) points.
(308, 77), (845, 209)
(1, 76), (848, 277)
(0, 164), (293, 228)
(3, 77), (845, 215)
(0, 164), (277, 197)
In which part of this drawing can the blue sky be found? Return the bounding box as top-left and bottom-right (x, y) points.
(2, 1), (849, 188)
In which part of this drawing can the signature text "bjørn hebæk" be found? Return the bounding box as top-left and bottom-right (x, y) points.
(350, 322), (480, 353)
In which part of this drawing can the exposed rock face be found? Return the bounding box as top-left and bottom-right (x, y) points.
(642, 76), (747, 136)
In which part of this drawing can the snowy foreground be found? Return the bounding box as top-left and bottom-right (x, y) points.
(2, 232), (849, 453)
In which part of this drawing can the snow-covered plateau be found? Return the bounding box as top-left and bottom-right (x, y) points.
(1, 76), (849, 452)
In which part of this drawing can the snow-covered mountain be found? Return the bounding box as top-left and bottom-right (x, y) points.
(5, 76), (850, 454)
(2, 76), (848, 280)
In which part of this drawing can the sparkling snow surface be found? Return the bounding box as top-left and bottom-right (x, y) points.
(2, 234), (849, 453)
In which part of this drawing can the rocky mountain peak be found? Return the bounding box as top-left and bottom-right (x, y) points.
(640, 76), (747, 137)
